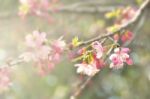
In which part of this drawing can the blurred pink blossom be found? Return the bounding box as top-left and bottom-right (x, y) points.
(116, 7), (137, 25)
(20, 31), (66, 75)
(0, 67), (12, 91)
(20, 30), (50, 62)
(19, 0), (60, 21)
(25, 30), (47, 47)
(92, 41), (103, 59)
(50, 37), (66, 63)
(121, 31), (133, 43)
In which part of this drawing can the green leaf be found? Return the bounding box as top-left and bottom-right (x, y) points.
(105, 9), (121, 19)
(72, 36), (82, 47)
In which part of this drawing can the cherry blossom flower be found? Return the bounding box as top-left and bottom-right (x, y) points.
(74, 53), (105, 76)
(20, 30), (51, 62)
(74, 62), (99, 76)
(113, 34), (119, 41)
(50, 37), (66, 63)
(121, 7), (136, 21)
(19, 0), (60, 21)
(92, 41), (103, 59)
(19, 0), (36, 18)
(121, 31), (133, 43)
(36, 60), (55, 76)
(77, 47), (86, 55)
(0, 67), (12, 92)
(20, 30), (51, 75)
(74, 41), (105, 76)
(93, 53), (105, 69)
(37, 37), (66, 75)
(116, 7), (137, 25)
(109, 47), (133, 69)
(25, 30), (47, 47)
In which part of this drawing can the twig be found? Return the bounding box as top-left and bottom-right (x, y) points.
(0, 57), (24, 69)
(70, 76), (92, 99)
(70, 0), (150, 99)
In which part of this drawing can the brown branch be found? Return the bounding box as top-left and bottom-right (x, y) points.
(77, 0), (150, 47)
(56, 5), (123, 14)
(70, 0), (150, 99)
(57, 1), (138, 14)
(0, 2), (136, 19)
(0, 57), (24, 69)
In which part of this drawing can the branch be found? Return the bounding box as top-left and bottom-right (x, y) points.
(0, 2), (136, 19)
(0, 57), (24, 69)
(77, 0), (150, 47)
(70, 0), (150, 99)
(56, 5), (123, 14)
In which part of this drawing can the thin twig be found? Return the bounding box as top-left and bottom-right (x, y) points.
(0, 57), (24, 69)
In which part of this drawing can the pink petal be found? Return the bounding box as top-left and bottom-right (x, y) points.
(92, 41), (103, 51)
(113, 34), (119, 41)
(126, 58), (133, 65)
(114, 48), (120, 53)
(121, 48), (130, 53)
(48, 62), (55, 70)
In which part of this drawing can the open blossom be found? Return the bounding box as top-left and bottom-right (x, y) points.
(113, 34), (119, 41)
(93, 53), (105, 69)
(74, 62), (99, 76)
(121, 7), (136, 22)
(51, 37), (66, 54)
(92, 41), (103, 59)
(0, 67), (12, 92)
(116, 7), (137, 25)
(74, 54), (104, 76)
(121, 31), (133, 43)
(20, 30), (51, 62)
(50, 37), (66, 63)
(25, 30), (47, 47)
(109, 47), (133, 69)
(74, 41), (104, 76)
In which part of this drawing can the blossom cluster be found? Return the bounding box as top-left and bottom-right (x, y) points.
(113, 30), (133, 43)
(73, 34), (133, 76)
(20, 30), (66, 76)
(0, 67), (12, 92)
(105, 6), (137, 26)
(116, 7), (137, 25)
(19, 0), (61, 22)
(74, 40), (133, 76)
(75, 41), (104, 76)
(106, 7), (136, 41)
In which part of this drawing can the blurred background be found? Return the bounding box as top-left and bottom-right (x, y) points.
(0, 0), (150, 99)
